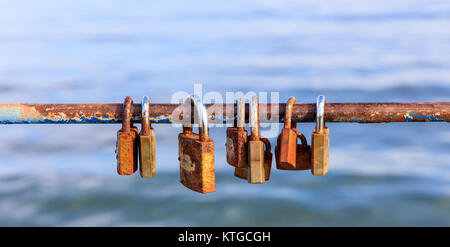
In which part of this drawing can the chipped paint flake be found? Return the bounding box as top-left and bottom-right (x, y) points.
(404, 113), (441, 122)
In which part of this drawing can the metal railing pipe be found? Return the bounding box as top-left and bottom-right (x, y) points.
(0, 102), (448, 124)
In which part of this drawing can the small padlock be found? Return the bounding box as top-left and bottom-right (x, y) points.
(247, 96), (267, 184)
(311, 95), (330, 176)
(139, 96), (157, 178)
(226, 98), (248, 168)
(178, 95), (215, 193)
(234, 137), (272, 181)
(277, 97), (298, 169)
(275, 97), (311, 170)
(116, 96), (138, 175)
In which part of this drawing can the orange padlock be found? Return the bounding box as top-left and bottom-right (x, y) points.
(275, 97), (311, 170)
(116, 96), (138, 175)
(226, 98), (248, 168)
(277, 97), (298, 169)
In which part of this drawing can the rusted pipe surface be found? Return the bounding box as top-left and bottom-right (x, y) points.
(0, 102), (447, 124)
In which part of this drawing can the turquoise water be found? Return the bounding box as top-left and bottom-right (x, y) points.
(0, 0), (449, 226)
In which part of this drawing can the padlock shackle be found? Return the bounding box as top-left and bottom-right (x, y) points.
(261, 137), (271, 157)
(141, 96), (151, 136)
(292, 129), (308, 149)
(121, 96), (133, 133)
(284, 97), (296, 129)
(316, 95), (326, 132)
(236, 97), (245, 130)
(249, 96), (260, 141)
(182, 95), (209, 140)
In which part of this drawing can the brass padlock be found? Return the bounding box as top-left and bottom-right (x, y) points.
(311, 95), (330, 176)
(234, 137), (272, 181)
(275, 97), (311, 170)
(247, 96), (267, 184)
(139, 96), (157, 178)
(178, 95), (215, 193)
(116, 96), (138, 175)
(226, 98), (248, 168)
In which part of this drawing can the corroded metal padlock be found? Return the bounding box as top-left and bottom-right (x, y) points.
(247, 96), (267, 184)
(311, 95), (330, 176)
(116, 96), (138, 175)
(275, 97), (311, 170)
(226, 98), (248, 168)
(178, 95), (215, 193)
(234, 137), (272, 181)
(277, 97), (299, 169)
(139, 96), (157, 178)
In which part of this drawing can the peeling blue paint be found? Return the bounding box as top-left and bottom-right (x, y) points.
(405, 114), (413, 122)
(405, 113), (443, 122)
(0, 107), (22, 123)
(210, 115), (227, 122)
(291, 116), (305, 122)
(405, 113), (441, 122)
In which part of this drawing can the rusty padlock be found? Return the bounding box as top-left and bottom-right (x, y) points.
(116, 96), (138, 175)
(311, 95), (330, 176)
(275, 97), (311, 170)
(139, 96), (157, 178)
(277, 97), (298, 169)
(226, 97), (248, 168)
(178, 95), (215, 193)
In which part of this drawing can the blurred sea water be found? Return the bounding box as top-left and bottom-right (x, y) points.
(0, 0), (449, 226)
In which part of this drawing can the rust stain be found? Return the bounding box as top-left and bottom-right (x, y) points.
(226, 127), (248, 168)
(178, 132), (215, 193)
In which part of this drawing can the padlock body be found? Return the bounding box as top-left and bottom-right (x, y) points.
(235, 151), (272, 181)
(248, 140), (265, 184)
(178, 132), (215, 193)
(276, 135), (311, 171)
(226, 127), (248, 168)
(295, 144), (311, 170)
(311, 127), (329, 176)
(116, 130), (138, 175)
(278, 128), (298, 169)
(139, 129), (157, 178)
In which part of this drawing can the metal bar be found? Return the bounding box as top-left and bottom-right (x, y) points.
(0, 102), (448, 124)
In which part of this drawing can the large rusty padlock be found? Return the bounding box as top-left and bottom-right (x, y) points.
(226, 98), (248, 168)
(116, 96), (138, 175)
(139, 96), (157, 178)
(275, 97), (311, 170)
(178, 95), (215, 193)
(311, 95), (330, 176)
